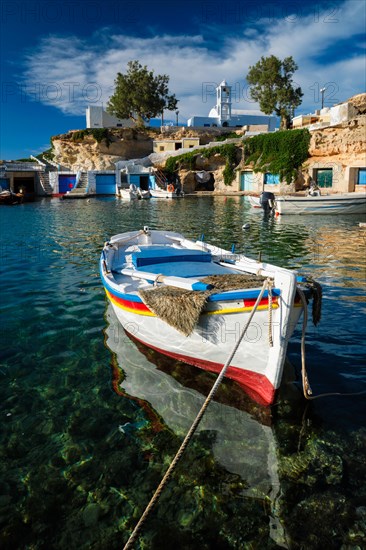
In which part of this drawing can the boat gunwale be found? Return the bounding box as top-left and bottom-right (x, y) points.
(100, 261), (282, 303)
(276, 195), (366, 203)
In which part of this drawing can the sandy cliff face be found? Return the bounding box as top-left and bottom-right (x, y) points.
(309, 115), (366, 165)
(51, 129), (154, 171)
(307, 93), (366, 167)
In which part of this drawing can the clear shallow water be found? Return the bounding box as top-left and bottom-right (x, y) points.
(0, 196), (365, 549)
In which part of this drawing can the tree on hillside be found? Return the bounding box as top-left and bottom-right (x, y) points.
(107, 60), (178, 126)
(246, 55), (303, 129)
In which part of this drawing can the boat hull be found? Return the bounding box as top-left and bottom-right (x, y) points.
(150, 188), (181, 199)
(275, 193), (366, 215)
(100, 230), (305, 406)
(105, 290), (303, 406)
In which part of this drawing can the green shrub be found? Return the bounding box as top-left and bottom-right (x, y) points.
(242, 129), (310, 183)
(214, 132), (241, 141)
(71, 128), (111, 146)
(165, 143), (239, 185)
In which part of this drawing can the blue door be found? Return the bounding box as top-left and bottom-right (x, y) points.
(316, 169), (333, 188)
(129, 175), (140, 186)
(264, 173), (280, 184)
(240, 172), (255, 191)
(357, 169), (366, 185)
(96, 174), (116, 194)
(59, 175), (76, 193)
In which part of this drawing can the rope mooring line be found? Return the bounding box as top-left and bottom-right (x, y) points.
(267, 281), (273, 347)
(122, 278), (272, 550)
(297, 288), (366, 401)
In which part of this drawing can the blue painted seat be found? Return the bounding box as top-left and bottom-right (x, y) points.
(135, 260), (234, 278)
(132, 246), (212, 269)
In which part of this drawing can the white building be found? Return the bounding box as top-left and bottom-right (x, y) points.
(292, 101), (360, 130)
(86, 106), (136, 129)
(187, 80), (277, 131)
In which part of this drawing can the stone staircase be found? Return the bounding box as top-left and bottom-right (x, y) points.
(38, 172), (53, 196)
(64, 172), (90, 198)
(154, 168), (169, 190)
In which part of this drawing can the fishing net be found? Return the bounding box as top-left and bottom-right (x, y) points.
(138, 273), (267, 336)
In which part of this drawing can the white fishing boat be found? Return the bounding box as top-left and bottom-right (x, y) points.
(150, 184), (183, 199)
(119, 184), (139, 200)
(100, 227), (319, 406)
(275, 192), (366, 215)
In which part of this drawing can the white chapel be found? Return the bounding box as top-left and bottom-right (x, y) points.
(187, 80), (277, 131)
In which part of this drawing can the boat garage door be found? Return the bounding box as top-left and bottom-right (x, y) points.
(14, 177), (35, 193)
(357, 168), (366, 185)
(316, 169), (333, 188)
(59, 175), (76, 194)
(240, 171), (255, 191)
(0, 178), (10, 190)
(95, 174), (116, 194)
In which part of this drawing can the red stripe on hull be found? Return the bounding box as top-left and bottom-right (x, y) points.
(111, 293), (150, 312)
(130, 332), (276, 406)
(108, 289), (279, 315)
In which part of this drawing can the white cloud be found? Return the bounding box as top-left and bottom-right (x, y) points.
(20, 0), (365, 121)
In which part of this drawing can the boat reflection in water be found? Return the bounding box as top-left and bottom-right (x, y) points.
(104, 303), (301, 547)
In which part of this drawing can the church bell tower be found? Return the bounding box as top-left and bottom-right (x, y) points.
(216, 80), (232, 126)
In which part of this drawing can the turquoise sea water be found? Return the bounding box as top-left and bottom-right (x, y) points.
(1, 196), (366, 549)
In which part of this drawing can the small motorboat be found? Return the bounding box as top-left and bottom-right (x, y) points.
(0, 190), (23, 205)
(275, 192), (366, 215)
(150, 184), (183, 199)
(100, 227), (319, 406)
(119, 184), (139, 200)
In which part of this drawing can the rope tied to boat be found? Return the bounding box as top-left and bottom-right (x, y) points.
(122, 277), (273, 550)
(267, 280), (273, 347)
(154, 273), (165, 286)
(296, 287), (366, 401)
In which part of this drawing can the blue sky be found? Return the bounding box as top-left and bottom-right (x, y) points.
(1, 0), (365, 160)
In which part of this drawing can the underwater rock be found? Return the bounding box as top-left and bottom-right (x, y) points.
(279, 439), (343, 486)
(288, 492), (351, 549)
(82, 503), (102, 527)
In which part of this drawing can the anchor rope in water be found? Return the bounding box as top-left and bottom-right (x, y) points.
(297, 288), (366, 400)
(122, 278), (272, 550)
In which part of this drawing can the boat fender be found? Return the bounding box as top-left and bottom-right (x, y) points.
(167, 184), (174, 192)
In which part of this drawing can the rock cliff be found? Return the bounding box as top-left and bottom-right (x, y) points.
(308, 115), (365, 165)
(51, 128), (155, 171)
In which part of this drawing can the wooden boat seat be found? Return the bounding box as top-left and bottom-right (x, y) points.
(131, 246), (212, 268)
(135, 260), (234, 278)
